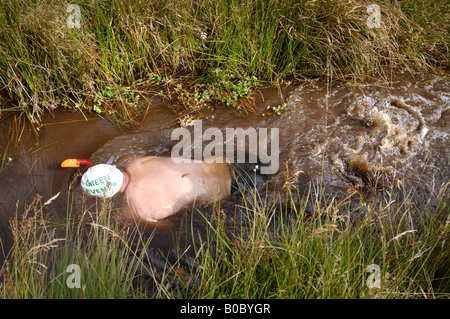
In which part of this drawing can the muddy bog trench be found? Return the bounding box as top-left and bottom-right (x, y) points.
(0, 72), (449, 277)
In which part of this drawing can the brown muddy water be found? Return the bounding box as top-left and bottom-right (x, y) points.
(0, 72), (449, 283)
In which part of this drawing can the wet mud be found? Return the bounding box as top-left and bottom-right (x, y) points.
(0, 72), (448, 285)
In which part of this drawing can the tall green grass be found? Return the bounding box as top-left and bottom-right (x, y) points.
(172, 181), (449, 299)
(0, 0), (448, 126)
(0, 193), (153, 298)
(1, 178), (448, 299)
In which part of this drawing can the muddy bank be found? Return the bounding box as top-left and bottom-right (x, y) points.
(0, 72), (448, 272)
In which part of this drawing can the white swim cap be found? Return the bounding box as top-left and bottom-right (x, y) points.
(80, 164), (123, 198)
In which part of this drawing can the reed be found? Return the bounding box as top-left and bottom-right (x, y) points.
(1, 176), (447, 299)
(0, 0), (448, 126)
(0, 193), (153, 298)
(172, 180), (449, 299)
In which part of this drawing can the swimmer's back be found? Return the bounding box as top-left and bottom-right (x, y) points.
(123, 156), (231, 221)
(126, 156), (231, 196)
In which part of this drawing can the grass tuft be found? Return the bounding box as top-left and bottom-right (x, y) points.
(0, 0), (448, 126)
(3, 175), (446, 298)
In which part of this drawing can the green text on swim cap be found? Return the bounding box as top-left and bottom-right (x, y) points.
(84, 174), (111, 187)
(84, 183), (117, 195)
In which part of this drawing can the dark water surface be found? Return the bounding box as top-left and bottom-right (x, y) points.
(1, 72), (448, 280)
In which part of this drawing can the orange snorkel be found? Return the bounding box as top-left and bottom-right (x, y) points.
(61, 159), (94, 168)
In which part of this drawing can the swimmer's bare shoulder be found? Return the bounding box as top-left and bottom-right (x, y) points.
(126, 156), (159, 175)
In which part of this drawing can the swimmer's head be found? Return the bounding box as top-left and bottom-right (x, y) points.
(80, 164), (123, 198)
